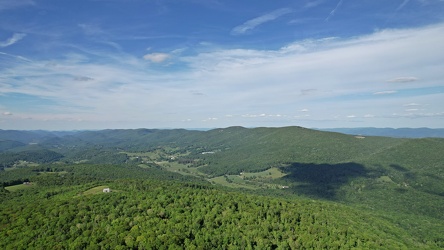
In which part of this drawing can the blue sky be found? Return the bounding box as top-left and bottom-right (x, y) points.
(1, 0), (444, 130)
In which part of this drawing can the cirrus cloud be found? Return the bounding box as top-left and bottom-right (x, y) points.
(231, 8), (293, 35)
(143, 52), (170, 63)
(0, 33), (26, 47)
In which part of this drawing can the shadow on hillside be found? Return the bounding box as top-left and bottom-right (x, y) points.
(280, 162), (368, 200)
(389, 164), (408, 172)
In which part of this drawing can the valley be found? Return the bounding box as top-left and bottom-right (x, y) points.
(1, 126), (444, 249)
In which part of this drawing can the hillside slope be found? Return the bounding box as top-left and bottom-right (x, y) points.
(0, 179), (434, 249)
(1, 126), (444, 248)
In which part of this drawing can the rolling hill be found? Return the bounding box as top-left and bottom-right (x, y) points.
(1, 126), (443, 248)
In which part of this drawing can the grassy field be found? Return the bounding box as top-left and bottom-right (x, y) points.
(209, 168), (287, 189)
(209, 176), (258, 190)
(130, 147), (291, 190)
(82, 185), (110, 195)
(5, 183), (36, 192)
(160, 161), (205, 176)
(241, 167), (286, 179)
(123, 149), (206, 177)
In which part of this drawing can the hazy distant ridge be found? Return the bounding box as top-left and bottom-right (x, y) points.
(319, 127), (444, 138)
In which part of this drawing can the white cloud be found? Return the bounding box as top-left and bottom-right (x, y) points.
(203, 117), (218, 122)
(1, 23), (444, 129)
(231, 8), (292, 35)
(373, 90), (397, 95)
(0, 33), (26, 47)
(2, 112), (13, 116)
(403, 103), (421, 106)
(241, 114), (267, 118)
(143, 53), (170, 63)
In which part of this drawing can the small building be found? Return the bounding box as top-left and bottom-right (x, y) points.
(103, 188), (111, 193)
(201, 151), (215, 155)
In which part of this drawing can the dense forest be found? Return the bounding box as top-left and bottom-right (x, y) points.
(1, 127), (443, 249)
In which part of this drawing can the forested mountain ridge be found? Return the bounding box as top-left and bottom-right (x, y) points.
(0, 179), (425, 249)
(320, 127), (444, 138)
(1, 126), (444, 248)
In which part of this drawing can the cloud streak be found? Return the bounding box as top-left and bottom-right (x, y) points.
(325, 0), (344, 21)
(373, 90), (397, 95)
(305, 0), (325, 9)
(231, 8), (293, 35)
(0, 0), (34, 11)
(396, 0), (410, 11)
(0, 33), (26, 47)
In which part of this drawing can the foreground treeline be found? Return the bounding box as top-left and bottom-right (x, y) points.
(0, 178), (424, 249)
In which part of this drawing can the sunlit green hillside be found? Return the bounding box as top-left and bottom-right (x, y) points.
(1, 127), (443, 248)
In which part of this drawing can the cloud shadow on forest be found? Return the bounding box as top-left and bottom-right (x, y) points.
(279, 162), (368, 200)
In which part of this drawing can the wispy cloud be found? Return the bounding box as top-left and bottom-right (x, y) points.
(305, 0), (325, 9)
(396, 0), (410, 11)
(0, 52), (33, 62)
(325, 0), (344, 21)
(74, 76), (94, 82)
(0, 33), (26, 47)
(300, 89), (317, 96)
(0, 0), (35, 11)
(373, 90), (398, 95)
(1, 23), (443, 129)
(143, 52), (170, 63)
(387, 77), (418, 83)
(231, 8), (293, 35)
(390, 112), (444, 118)
(403, 102), (421, 106)
(78, 23), (105, 36)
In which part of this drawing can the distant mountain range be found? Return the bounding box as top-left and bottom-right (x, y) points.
(318, 127), (444, 138)
(1, 126), (444, 248)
